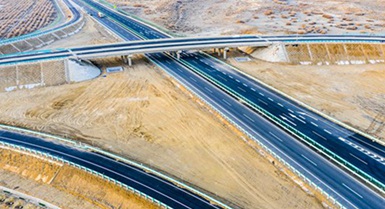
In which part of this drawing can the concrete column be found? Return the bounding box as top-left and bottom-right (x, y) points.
(217, 48), (221, 56)
(127, 55), (133, 66)
(176, 50), (181, 60)
(223, 47), (229, 59)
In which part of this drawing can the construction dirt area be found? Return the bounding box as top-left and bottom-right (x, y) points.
(0, 147), (160, 209)
(0, 16), (324, 209)
(1, 1), (385, 209)
(110, 0), (385, 36)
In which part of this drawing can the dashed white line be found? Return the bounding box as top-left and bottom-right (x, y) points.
(342, 183), (363, 199)
(349, 153), (368, 165)
(301, 154), (317, 166)
(311, 122), (319, 127)
(259, 92), (264, 96)
(269, 132), (283, 142)
(278, 103), (284, 107)
(189, 77), (197, 82)
(243, 83), (248, 87)
(236, 79), (240, 83)
(204, 87), (213, 93)
(222, 99), (232, 107)
(312, 131), (327, 141)
(251, 88), (256, 92)
(268, 97), (274, 102)
(237, 86), (246, 92)
(243, 114), (255, 122)
(258, 99), (268, 106)
(324, 129), (332, 135)
(298, 115), (306, 120)
(288, 109), (294, 113)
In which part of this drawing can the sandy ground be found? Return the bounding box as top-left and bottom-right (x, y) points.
(224, 50), (385, 141)
(110, 0), (385, 36)
(0, 147), (160, 209)
(0, 55), (323, 209)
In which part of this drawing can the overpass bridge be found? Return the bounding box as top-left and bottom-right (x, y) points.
(0, 34), (385, 66)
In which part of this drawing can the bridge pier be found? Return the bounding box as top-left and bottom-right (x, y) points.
(127, 55), (132, 66)
(223, 47), (230, 59)
(176, 50), (181, 60)
(217, 48), (221, 56)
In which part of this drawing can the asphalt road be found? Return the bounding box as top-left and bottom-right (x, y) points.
(0, 130), (222, 209)
(72, 0), (385, 190)
(72, 0), (385, 207)
(0, 0), (384, 208)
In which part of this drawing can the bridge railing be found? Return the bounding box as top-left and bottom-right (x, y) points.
(0, 140), (172, 209)
(0, 124), (234, 209)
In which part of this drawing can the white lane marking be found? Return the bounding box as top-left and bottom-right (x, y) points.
(288, 109), (294, 113)
(229, 75), (233, 79)
(342, 183), (363, 199)
(243, 114), (255, 122)
(218, 75), (227, 81)
(204, 87), (213, 93)
(258, 99), (268, 106)
(243, 83), (248, 87)
(280, 115), (297, 126)
(189, 77), (197, 82)
(237, 86), (246, 92)
(301, 154), (317, 167)
(324, 129), (332, 135)
(222, 99), (232, 107)
(236, 79), (240, 83)
(297, 111), (319, 121)
(311, 122), (319, 127)
(298, 115), (306, 120)
(312, 131), (327, 141)
(349, 153), (368, 165)
(268, 97), (274, 102)
(350, 135), (385, 155)
(251, 88), (256, 92)
(269, 132), (283, 142)
(278, 103), (284, 107)
(259, 92), (264, 96)
(0, 137), (194, 209)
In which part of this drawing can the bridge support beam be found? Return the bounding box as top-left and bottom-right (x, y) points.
(223, 47), (229, 59)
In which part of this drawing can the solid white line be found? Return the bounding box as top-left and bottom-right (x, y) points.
(301, 154), (318, 167)
(342, 183), (363, 199)
(349, 153), (368, 165)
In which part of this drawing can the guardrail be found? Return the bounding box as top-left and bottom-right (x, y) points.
(147, 55), (346, 209)
(173, 53), (385, 194)
(0, 140), (172, 209)
(0, 124), (233, 209)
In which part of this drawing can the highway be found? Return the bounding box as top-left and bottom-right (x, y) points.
(0, 0), (384, 208)
(0, 130), (222, 209)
